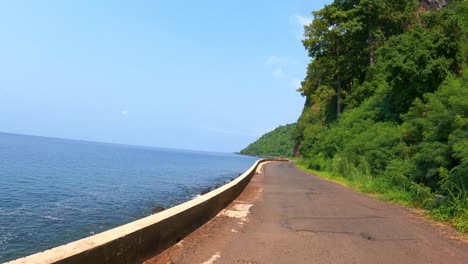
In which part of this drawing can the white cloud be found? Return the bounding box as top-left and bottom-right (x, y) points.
(120, 109), (129, 115)
(291, 14), (313, 40)
(295, 15), (312, 26)
(265, 55), (297, 66)
(272, 68), (285, 79)
(266, 56), (301, 82)
(205, 127), (256, 137)
(290, 78), (302, 89)
(265, 55), (282, 65)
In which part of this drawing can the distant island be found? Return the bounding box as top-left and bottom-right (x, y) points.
(240, 123), (296, 157)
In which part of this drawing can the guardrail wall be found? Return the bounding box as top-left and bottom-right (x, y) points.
(8, 158), (284, 264)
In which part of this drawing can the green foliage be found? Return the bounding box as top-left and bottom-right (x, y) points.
(379, 27), (457, 116)
(295, 0), (468, 232)
(240, 124), (296, 157)
(403, 73), (468, 192)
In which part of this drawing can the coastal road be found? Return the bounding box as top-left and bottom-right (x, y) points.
(146, 161), (468, 264)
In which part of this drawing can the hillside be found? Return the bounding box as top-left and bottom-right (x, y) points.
(240, 123), (296, 157)
(294, 0), (467, 231)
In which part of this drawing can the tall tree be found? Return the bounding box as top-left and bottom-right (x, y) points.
(300, 0), (418, 121)
(295, 0), (418, 150)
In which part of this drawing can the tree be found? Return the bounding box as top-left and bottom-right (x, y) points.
(300, 0), (418, 123)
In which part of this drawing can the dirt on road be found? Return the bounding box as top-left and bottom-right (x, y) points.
(146, 161), (468, 264)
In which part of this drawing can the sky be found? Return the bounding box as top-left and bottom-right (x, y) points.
(0, 0), (331, 152)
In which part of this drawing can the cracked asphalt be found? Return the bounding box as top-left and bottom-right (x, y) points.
(147, 161), (468, 264)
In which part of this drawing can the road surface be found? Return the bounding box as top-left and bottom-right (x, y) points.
(146, 161), (468, 264)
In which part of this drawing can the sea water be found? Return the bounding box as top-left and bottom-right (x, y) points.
(0, 132), (258, 262)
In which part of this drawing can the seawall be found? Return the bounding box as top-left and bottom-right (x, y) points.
(6, 158), (282, 264)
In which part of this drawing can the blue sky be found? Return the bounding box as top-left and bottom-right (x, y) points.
(0, 0), (330, 152)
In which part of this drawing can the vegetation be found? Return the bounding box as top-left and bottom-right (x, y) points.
(240, 123), (296, 157)
(294, 0), (468, 232)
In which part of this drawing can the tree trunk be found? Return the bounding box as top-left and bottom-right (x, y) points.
(293, 143), (301, 157)
(369, 44), (375, 66)
(368, 17), (375, 66)
(337, 76), (341, 118)
(336, 43), (342, 119)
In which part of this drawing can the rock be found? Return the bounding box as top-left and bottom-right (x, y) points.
(152, 206), (165, 214)
(434, 194), (446, 206)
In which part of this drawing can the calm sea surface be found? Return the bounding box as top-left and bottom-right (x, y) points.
(0, 133), (258, 262)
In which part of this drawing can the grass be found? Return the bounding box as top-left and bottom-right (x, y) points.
(430, 186), (468, 233)
(296, 163), (414, 206)
(295, 160), (468, 233)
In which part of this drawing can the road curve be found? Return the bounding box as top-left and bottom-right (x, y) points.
(147, 161), (468, 264)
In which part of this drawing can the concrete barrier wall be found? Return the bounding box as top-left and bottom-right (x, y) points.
(8, 158), (281, 264)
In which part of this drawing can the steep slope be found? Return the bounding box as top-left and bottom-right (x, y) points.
(294, 0), (467, 231)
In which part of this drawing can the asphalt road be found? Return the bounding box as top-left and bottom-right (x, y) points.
(147, 161), (468, 264)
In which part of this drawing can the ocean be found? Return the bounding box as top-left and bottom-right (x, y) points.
(0, 132), (258, 262)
